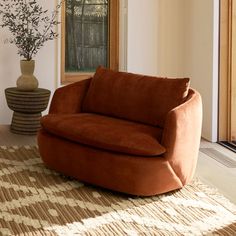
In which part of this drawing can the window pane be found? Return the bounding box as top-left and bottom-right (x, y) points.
(65, 0), (108, 73)
(85, 0), (108, 4)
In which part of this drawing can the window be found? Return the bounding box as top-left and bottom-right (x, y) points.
(61, 0), (119, 84)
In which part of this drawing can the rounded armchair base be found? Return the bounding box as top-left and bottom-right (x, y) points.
(38, 130), (183, 196)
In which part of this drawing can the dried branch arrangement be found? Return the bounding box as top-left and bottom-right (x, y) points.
(0, 0), (62, 61)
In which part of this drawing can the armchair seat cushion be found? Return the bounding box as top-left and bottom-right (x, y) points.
(41, 113), (165, 156)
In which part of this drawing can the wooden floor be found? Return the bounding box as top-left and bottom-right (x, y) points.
(0, 125), (36, 146)
(196, 139), (236, 204)
(0, 125), (235, 204)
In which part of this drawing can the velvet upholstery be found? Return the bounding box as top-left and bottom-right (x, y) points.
(161, 89), (202, 186)
(83, 66), (190, 127)
(38, 130), (183, 196)
(41, 113), (165, 156)
(38, 69), (202, 196)
(49, 78), (91, 114)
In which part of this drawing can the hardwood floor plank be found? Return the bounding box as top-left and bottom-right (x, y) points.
(0, 125), (36, 146)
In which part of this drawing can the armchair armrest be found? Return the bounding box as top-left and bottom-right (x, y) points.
(49, 78), (91, 114)
(161, 89), (202, 185)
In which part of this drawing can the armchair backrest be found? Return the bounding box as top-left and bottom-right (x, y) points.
(82, 66), (190, 128)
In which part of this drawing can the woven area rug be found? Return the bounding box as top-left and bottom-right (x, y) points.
(0, 146), (236, 236)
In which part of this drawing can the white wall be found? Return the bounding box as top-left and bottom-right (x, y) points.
(156, 0), (185, 77)
(0, 1), (58, 124)
(0, 32), (20, 124)
(184, 0), (219, 142)
(155, 0), (219, 141)
(126, 0), (159, 75)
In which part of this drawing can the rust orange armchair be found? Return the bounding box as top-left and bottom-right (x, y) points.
(38, 67), (202, 196)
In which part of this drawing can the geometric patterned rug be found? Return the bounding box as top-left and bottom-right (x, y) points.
(0, 146), (236, 236)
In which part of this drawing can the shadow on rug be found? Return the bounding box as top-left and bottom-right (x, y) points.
(0, 146), (235, 236)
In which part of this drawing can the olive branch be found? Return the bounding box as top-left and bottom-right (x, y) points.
(0, 0), (63, 61)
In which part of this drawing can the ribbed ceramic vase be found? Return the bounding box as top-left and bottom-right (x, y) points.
(17, 60), (39, 91)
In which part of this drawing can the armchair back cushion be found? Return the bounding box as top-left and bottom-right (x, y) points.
(82, 67), (190, 127)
